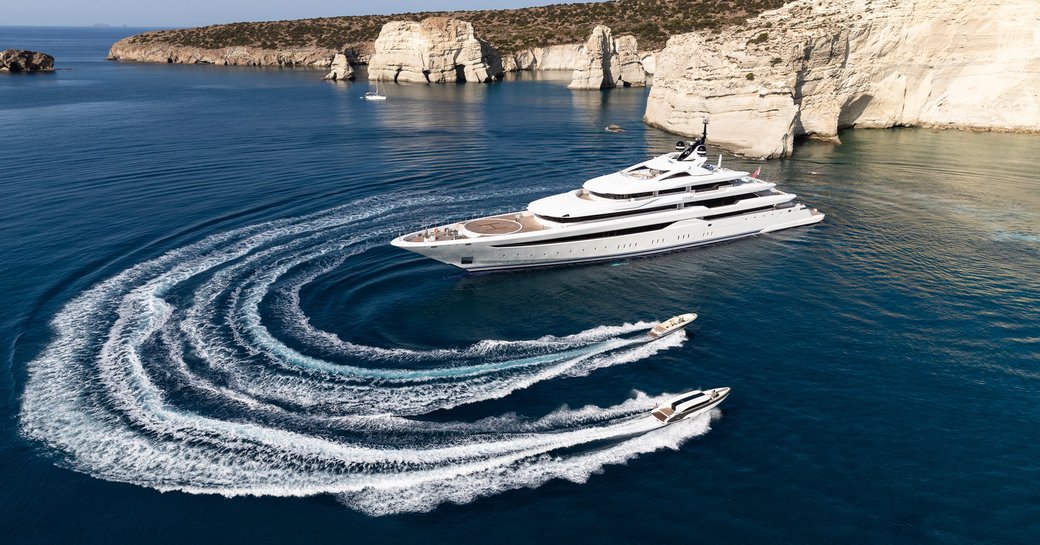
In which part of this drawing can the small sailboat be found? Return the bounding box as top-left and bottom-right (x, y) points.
(362, 80), (387, 101)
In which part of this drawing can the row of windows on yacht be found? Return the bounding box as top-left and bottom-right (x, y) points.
(496, 204), (783, 247)
(538, 192), (781, 224)
(590, 177), (742, 201)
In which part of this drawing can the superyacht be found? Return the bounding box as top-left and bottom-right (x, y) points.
(391, 127), (824, 271)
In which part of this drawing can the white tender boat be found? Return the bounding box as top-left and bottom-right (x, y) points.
(391, 121), (824, 271)
(651, 387), (730, 424)
(648, 313), (697, 339)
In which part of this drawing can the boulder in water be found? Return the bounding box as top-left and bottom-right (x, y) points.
(323, 53), (355, 81)
(1, 49), (54, 73)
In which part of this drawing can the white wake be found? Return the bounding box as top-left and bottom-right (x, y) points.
(20, 193), (715, 515)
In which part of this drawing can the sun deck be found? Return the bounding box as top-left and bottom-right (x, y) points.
(651, 406), (675, 422)
(401, 212), (548, 243)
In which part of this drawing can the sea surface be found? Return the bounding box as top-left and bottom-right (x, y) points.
(2, 27), (1039, 544)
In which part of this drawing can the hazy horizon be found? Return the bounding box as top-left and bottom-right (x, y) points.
(3, 1), (592, 28)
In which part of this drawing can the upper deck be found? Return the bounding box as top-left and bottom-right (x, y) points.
(399, 211), (548, 243)
(584, 151), (748, 196)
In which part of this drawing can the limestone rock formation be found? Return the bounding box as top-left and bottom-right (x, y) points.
(568, 26), (647, 89)
(501, 54), (518, 72)
(639, 52), (656, 76)
(502, 44), (590, 72)
(323, 53), (355, 81)
(533, 44), (585, 70)
(1, 49), (54, 72)
(645, 0), (1040, 158)
(368, 18), (504, 83)
(569, 26), (619, 89)
(615, 36), (646, 87)
(107, 39), (336, 67)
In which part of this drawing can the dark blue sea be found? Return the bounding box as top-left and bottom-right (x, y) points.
(2, 26), (1039, 544)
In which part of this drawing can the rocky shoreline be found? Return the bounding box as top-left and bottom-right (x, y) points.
(108, 20), (657, 88)
(106, 0), (1040, 158)
(106, 39), (343, 67)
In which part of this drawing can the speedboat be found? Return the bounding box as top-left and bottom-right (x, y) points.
(651, 387), (730, 424)
(648, 312), (697, 339)
(391, 121), (824, 271)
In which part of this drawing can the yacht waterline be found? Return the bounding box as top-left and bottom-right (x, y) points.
(391, 134), (824, 271)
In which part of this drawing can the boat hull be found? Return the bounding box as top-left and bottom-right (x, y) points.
(393, 206), (824, 271)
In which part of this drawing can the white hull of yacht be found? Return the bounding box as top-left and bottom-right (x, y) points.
(394, 204), (824, 272)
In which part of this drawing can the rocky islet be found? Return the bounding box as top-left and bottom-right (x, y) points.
(1, 49), (54, 73)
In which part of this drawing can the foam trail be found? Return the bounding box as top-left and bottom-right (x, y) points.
(20, 192), (711, 514)
(340, 411), (717, 516)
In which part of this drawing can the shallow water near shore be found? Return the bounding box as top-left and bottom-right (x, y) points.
(2, 26), (1039, 544)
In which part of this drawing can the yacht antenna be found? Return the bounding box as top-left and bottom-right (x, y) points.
(693, 118), (709, 150)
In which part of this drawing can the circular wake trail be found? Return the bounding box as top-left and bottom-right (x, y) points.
(20, 193), (714, 515)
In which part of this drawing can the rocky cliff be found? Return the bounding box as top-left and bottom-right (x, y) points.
(568, 26), (647, 89)
(323, 53), (355, 80)
(368, 17), (504, 83)
(645, 0), (1040, 158)
(503, 44), (586, 71)
(1, 49), (54, 72)
(106, 19), (599, 76)
(568, 26), (620, 89)
(107, 39), (338, 67)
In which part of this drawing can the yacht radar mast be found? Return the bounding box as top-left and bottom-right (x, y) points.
(675, 118), (709, 161)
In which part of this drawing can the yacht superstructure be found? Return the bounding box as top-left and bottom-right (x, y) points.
(391, 129), (824, 271)
(651, 387), (730, 424)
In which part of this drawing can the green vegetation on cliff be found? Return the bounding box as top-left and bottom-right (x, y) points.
(126, 0), (785, 52)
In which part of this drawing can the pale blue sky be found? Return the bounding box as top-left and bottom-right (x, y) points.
(9, 1), (585, 28)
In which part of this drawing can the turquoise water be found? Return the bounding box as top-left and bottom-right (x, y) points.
(2, 26), (1039, 543)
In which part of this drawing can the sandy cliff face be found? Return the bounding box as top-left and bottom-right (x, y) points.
(368, 18), (504, 83)
(107, 39), (337, 67)
(645, 0), (1040, 158)
(503, 44), (586, 71)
